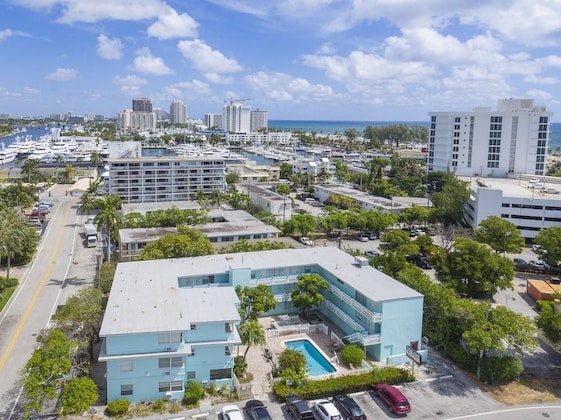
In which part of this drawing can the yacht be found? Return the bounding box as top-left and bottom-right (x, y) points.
(0, 143), (17, 165)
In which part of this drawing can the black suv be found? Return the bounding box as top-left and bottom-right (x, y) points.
(332, 394), (367, 420)
(286, 396), (314, 420)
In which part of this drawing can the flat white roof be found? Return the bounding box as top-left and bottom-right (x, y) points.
(100, 279), (240, 337)
(463, 176), (561, 199)
(100, 248), (421, 337)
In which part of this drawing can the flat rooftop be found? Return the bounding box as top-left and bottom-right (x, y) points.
(462, 176), (561, 199)
(101, 247), (422, 337)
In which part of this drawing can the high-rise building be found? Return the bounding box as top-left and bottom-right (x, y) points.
(153, 108), (169, 121)
(222, 102), (251, 133)
(117, 109), (157, 131)
(428, 98), (552, 177)
(250, 109), (268, 132)
(132, 97), (153, 112)
(204, 113), (223, 130)
(170, 100), (187, 124)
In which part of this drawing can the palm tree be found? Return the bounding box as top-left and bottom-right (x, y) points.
(90, 151), (103, 168)
(0, 205), (29, 281)
(21, 159), (43, 185)
(79, 192), (96, 216)
(238, 319), (266, 363)
(93, 194), (122, 262)
(62, 164), (77, 183)
(210, 189), (223, 207)
(193, 189), (207, 208)
(86, 178), (102, 196)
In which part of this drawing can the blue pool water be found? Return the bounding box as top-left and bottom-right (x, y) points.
(284, 339), (336, 376)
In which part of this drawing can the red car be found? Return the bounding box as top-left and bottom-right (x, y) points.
(373, 382), (411, 415)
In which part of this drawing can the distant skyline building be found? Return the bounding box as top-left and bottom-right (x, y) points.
(153, 108), (169, 121)
(117, 109), (157, 131)
(170, 100), (187, 124)
(250, 109), (268, 132)
(132, 97), (153, 112)
(428, 98), (552, 177)
(204, 113), (223, 130)
(222, 102), (251, 133)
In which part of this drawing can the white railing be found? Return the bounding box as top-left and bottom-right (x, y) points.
(329, 285), (382, 323)
(325, 301), (364, 331)
(344, 331), (382, 346)
(250, 275), (299, 286)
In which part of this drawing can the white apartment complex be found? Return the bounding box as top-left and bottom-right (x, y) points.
(108, 156), (227, 204)
(428, 99), (552, 177)
(222, 103), (251, 133)
(250, 109), (268, 132)
(204, 113), (223, 130)
(170, 100), (187, 124)
(117, 109), (157, 131)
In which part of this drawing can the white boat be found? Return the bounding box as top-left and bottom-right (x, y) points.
(0, 143), (17, 165)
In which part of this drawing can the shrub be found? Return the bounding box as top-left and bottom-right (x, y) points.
(278, 349), (308, 384)
(273, 366), (413, 401)
(340, 344), (365, 367)
(106, 399), (130, 416)
(184, 380), (205, 405)
(480, 356), (524, 383)
(152, 398), (165, 411)
(234, 355), (247, 377)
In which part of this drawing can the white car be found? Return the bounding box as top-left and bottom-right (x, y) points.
(299, 236), (313, 246)
(314, 400), (342, 420)
(221, 404), (244, 420)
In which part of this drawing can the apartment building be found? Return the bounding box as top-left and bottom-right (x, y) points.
(98, 247), (423, 403)
(108, 156), (227, 204)
(99, 283), (241, 403)
(428, 98), (552, 177)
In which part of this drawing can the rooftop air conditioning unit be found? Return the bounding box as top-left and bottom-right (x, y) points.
(355, 256), (368, 267)
(164, 371), (171, 376)
(165, 347), (172, 352)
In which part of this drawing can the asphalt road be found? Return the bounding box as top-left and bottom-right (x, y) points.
(0, 188), (100, 419)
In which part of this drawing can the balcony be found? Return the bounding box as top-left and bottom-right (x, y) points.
(250, 275), (299, 286)
(325, 300), (365, 331)
(329, 284), (381, 322)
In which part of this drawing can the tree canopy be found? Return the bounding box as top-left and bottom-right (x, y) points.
(475, 216), (525, 254)
(236, 284), (277, 324)
(533, 226), (561, 267)
(291, 273), (329, 318)
(137, 226), (215, 260)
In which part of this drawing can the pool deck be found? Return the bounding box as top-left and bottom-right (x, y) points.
(241, 316), (374, 400)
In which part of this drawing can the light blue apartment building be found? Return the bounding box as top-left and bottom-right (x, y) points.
(99, 247), (423, 403)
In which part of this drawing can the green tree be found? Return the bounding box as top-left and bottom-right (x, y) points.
(379, 229), (419, 256)
(279, 162), (293, 179)
(61, 163), (77, 183)
(536, 299), (561, 344)
(0, 205), (30, 281)
(475, 216), (524, 254)
(78, 192), (96, 216)
(54, 287), (103, 364)
(238, 319), (266, 363)
(290, 273), (328, 319)
(0, 182), (37, 208)
(93, 194), (122, 262)
(21, 158), (44, 185)
(430, 177), (469, 225)
(399, 205), (430, 228)
(365, 157), (389, 182)
(283, 213), (317, 237)
(90, 151), (104, 167)
(277, 349), (308, 384)
(138, 226), (214, 260)
(193, 188), (207, 207)
(21, 329), (75, 418)
(236, 284), (277, 324)
(534, 226), (561, 267)
(276, 183), (291, 196)
(333, 159), (351, 183)
(432, 237), (514, 298)
(60, 377), (98, 416)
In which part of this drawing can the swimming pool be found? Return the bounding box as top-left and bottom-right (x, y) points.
(284, 339), (336, 376)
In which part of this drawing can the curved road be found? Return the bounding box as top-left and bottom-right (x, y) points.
(0, 192), (97, 418)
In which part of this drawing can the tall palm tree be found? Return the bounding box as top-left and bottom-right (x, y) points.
(93, 194), (122, 262)
(62, 164), (77, 183)
(238, 319), (266, 363)
(193, 189), (207, 208)
(21, 159), (43, 185)
(0, 205), (28, 281)
(90, 151), (103, 168)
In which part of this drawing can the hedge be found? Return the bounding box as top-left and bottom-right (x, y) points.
(272, 366), (414, 401)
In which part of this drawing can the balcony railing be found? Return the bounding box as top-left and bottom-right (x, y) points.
(250, 275), (299, 286)
(325, 300), (364, 331)
(329, 284), (382, 322)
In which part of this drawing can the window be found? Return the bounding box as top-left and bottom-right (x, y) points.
(159, 357), (183, 368)
(159, 381), (183, 392)
(190, 324), (197, 331)
(187, 371), (196, 380)
(158, 332), (182, 344)
(202, 275), (215, 285)
(210, 368), (231, 380)
(120, 360), (133, 372)
(225, 346), (232, 356)
(121, 384), (133, 396)
(225, 323), (233, 333)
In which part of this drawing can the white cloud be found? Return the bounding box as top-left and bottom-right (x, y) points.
(113, 74), (148, 95)
(0, 29), (13, 41)
(526, 89), (554, 100)
(22, 86), (40, 94)
(97, 34), (123, 60)
(16, 0), (170, 24)
(167, 80), (213, 98)
(45, 68), (78, 81)
(245, 71), (333, 102)
(524, 74), (559, 85)
(177, 39), (243, 74)
(132, 47), (172, 75)
(204, 73), (234, 84)
(147, 8), (198, 39)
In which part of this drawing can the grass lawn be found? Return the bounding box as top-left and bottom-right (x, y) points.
(0, 286), (16, 312)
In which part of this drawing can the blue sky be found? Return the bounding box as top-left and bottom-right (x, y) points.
(1, 0), (561, 121)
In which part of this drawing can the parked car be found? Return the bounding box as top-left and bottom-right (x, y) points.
(373, 382), (411, 415)
(355, 233), (369, 242)
(299, 236), (313, 246)
(221, 404), (244, 420)
(406, 254), (432, 269)
(27, 217), (42, 227)
(245, 399), (272, 420)
(286, 396), (315, 420)
(513, 258), (531, 272)
(314, 399), (342, 420)
(529, 260), (550, 271)
(365, 250), (380, 258)
(410, 229), (425, 237)
(332, 394), (367, 420)
(312, 201), (324, 207)
(39, 200), (54, 207)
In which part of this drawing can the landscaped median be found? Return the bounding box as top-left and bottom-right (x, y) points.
(272, 366), (414, 401)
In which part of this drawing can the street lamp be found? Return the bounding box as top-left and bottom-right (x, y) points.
(503, 232), (511, 257)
